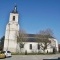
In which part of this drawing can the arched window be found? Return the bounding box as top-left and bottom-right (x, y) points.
(38, 44), (40, 50)
(13, 16), (15, 21)
(30, 44), (32, 49)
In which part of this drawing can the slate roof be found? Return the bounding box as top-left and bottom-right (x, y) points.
(12, 5), (18, 13)
(21, 34), (54, 42)
(27, 34), (36, 37)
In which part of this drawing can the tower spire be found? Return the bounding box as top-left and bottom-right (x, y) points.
(12, 5), (18, 13)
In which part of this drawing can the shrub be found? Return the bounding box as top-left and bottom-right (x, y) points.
(25, 50), (27, 55)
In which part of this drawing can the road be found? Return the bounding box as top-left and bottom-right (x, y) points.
(0, 54), (60, 60)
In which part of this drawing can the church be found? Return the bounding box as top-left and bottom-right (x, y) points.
(3, 6), (58, 53)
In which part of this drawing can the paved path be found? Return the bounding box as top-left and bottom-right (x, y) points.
(0, 54), (60, 60)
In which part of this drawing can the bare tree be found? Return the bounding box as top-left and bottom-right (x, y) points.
(36, 28), (53, 53)
(17, 29), (28, 52)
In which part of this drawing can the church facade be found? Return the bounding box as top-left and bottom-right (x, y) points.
(17, 34), (58, 53)
(3, 6), (58, 53)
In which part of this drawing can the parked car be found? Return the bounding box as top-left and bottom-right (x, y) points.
(1, 51), (12, 58)
(0, 51), (5, 59)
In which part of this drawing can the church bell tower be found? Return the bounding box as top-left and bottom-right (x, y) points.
(4, 6), (19, 52)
